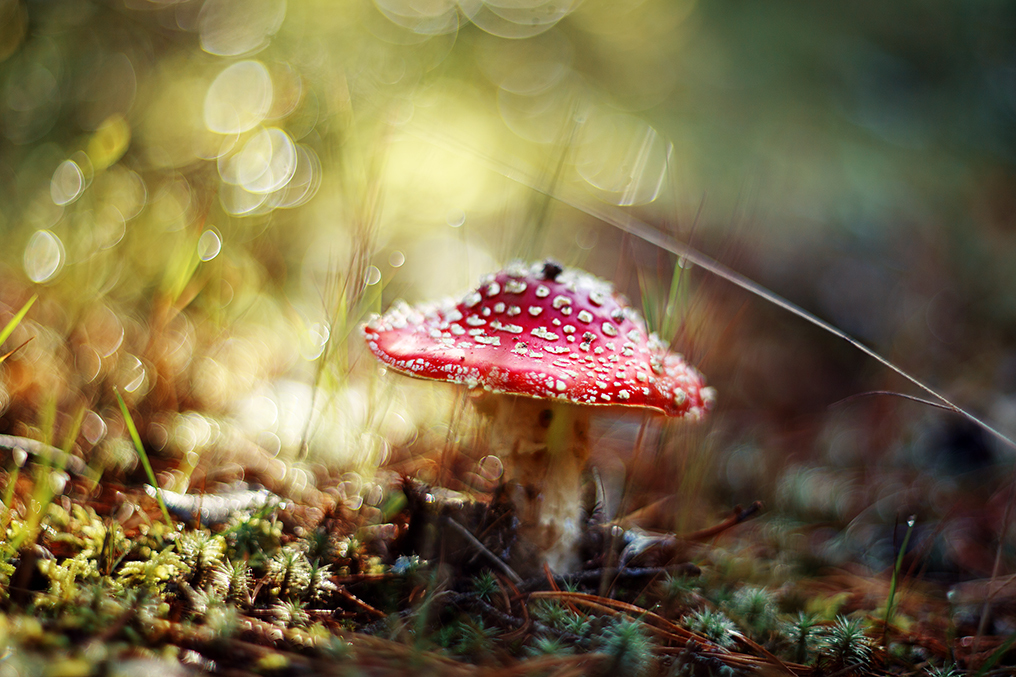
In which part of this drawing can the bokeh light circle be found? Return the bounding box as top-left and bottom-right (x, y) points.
(24, 229), (65, 283)
(205, 60), (274, 135)
(199, 0), (286, 57)
(50, 159), (84, 206)
(576, 111), (672, 206)
(198, 229), (223, 261)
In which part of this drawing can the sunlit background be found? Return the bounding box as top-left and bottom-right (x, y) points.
(2, 0), (1016, 580)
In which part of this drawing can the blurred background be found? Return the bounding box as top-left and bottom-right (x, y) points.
(2, 0), (1016, 584)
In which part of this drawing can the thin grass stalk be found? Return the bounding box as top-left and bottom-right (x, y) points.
(0, 294), (37, 350)
(975, 633), (1016, 677)
(115, 387), (173, 528)
(883, 514), (915, 642)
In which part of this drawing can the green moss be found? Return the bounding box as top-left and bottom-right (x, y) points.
(594, 616), (655, 677)
(116, 548), (188, 594)
(683, 608), (739, 649)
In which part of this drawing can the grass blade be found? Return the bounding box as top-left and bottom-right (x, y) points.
(975, 632), (1016, 677)
(0, 294), (37, 349)
(115, 387), (173, 528)
(884, 515), (915, 637)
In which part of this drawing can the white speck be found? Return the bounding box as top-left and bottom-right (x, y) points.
(618, 389), (630, 400)
(487, 281), (501, 296)
(531, 326), (559, 341)
(555, 380), (566, 391)
(528, 306), (543, 316)
(535, 285), (550, 298)
(602, 322), (618, 337)
(605, 342), (615, 350)
(552, 295), (572, 309)
(594, 347), (604, 354)
(466, 315), (486, 326)
(702, 387), (717, 407)
(468, 328), (485, 336)
(464, 292), (481, 307)
(507, 306), (521, 316)
(636, 372), (648, 382)
(674, 390), (687, 406)
(563, 325), (576, 334)
(448, 309), (463, 322)
(577, 310), (594, 323)
(627, 330), (642, 342)
(491, 321), (522, 334)
(551, 318), (561, 326)
(505, 279), (527, 294)
(494, 302), (506, 313)
(450, 324), (465, 336)
(512, 342), (528, 355)
(475, 335), (501, 346)
(589, 291), (605, 306)
(600, 393), (611, 401)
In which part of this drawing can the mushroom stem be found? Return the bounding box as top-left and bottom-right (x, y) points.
(480, 394), (591, 573)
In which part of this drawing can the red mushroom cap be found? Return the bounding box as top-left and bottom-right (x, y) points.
(363, 261), (714, 419)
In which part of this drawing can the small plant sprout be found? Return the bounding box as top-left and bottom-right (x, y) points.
(729, 585), (778, 639)
(438, 618), (500, 659)
(472, 570), (499, 602)
(364, 260), (714, 572)
(202, 559), (252, 605)
(271, 599), (311, 628)
(266, 543), (313, 600)
(594, 616), (655, 677)
(817, 615), (874, 671)
(782, 611), (819, 664)
(660, 573), (700, 605)
(175, 531), (227, 587)
(684, 608), (739, 649)
(532, 600), (572, 629)
(305, 559), (338, 603)
(525, 635), (574, 657)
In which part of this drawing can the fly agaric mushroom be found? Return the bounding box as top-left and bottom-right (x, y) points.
(363, 260), (714, 572)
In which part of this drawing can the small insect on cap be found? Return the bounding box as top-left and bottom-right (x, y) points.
(363, 260), (715, 419)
